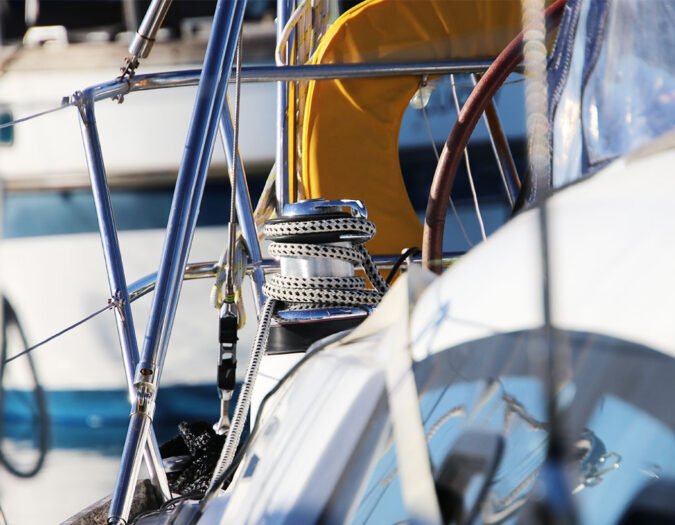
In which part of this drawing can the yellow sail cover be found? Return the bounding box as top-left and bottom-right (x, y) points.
(298, 0), (523, 254)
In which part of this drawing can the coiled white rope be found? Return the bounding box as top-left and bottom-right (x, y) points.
(263, 215), (389, 308)
(206, 213), (388, 494)
(263, 216), (376, 238)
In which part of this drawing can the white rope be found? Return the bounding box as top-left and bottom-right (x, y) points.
(264, 216), (376, 238)
(450, 74), (487, 241)
(263, 215), (389, 308)
(275, 0), (313, 66)
(207, 298), (277, 490)
(265, 275), (383, 306)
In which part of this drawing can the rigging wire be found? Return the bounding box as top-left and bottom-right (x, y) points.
(229, 33), (243, 224)
(471, 73), (517, 209)
(1, 302), (113, 366)
(212, 27), (246, 311)
(0, 101), (72, 130)
(420, 102), (474, 248)
(450, 74), (487, 241)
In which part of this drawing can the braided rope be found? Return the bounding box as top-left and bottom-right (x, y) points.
(264, 275), (383, 306)
(267, 275), (366, 290)
(357, 244), (389, 293)
(265, 215), (389, 308)
(264, 217), (376, 239)
(269, 242), (363, 264)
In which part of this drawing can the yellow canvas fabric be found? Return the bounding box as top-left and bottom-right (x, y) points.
(299, 0), (522, 254)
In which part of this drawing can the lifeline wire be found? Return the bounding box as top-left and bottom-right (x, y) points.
(0, 101), (72, 130)
(450, 74), (487, 241)
(0, 78), (527, 134)
(1, 303), (113, 365)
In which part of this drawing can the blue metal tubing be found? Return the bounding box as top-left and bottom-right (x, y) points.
(75, 91), (171, 503)
(219, 102), (267, 312)
(127, 61), (497, 92)
(108, 1), (247, 522)
(144, 0), (246, 376)
(275, 0), (292, 212)
(81, 61), (498, 104)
